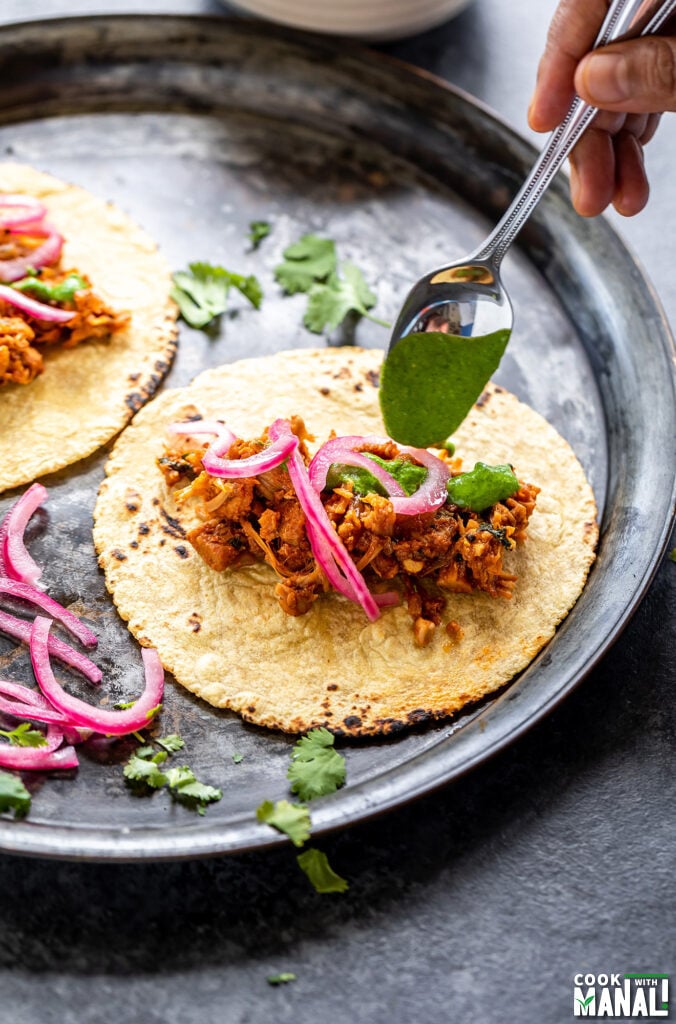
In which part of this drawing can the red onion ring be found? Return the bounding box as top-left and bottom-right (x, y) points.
(269, 419), (381, 622)
(0, 679), (70, 724)
(0, 281), (75, 321)
(203, 430), (296, 479)
(0, 194), (47, 229)
(309, 436), (406, 498)
(0, 225), (64, 283)
(0, 482), (47, 587)
(0, 579), (97, 648)
(0, 609), (101, 683)
(309, 435), (450, 516)
(0, 722), (78, 771)
(30, 617), (164, 736)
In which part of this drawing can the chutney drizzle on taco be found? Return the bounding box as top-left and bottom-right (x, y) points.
(158, 415), (539, 647)
(0, 193), (128, 386)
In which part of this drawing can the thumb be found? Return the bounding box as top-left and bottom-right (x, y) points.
(575, 36), (676, 113)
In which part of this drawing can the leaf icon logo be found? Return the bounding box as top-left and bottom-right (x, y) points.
(576, 995), (595, 1007)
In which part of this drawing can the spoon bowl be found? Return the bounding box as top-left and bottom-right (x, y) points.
(390, 256), (511, 343)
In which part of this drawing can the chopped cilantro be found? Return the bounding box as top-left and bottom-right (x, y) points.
(476, 523), (512, 548)
(13, 271), (88, 304)
(0, 771), (31, 818)
(165, 766), (222, 814)
(275, 234), (388, 334)
(145, 703), (163, 720)
(114, 699), (136, 710)
(171, 261), (262, 328)
(256, 799), (311, 847)
(248, 220), (271, 249)
(231, 752), (244, 764)
(304, 263), (388, 334)
(669, 548), (676, 563)
(123, 752), (168, 789)
(122, 738), (221, 814)
(156, 734), (185, 754)
(134, 744), (156, 759)
(296, 848), (349, 894)
(267, 972), (297, 986)
(274, 234), (337, 294)
(446, 462), (519, 512)
(0, 723), (48, 748)
(287, 728), (346, 802)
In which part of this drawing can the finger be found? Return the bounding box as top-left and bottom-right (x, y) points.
(575, 36), (676, 113)
(618, 111), (649, 140)
(612, 131), (649, 216)
(638, 112), (661, 145)
(591, 109), (628, 135)
(529, 0), (612, 131)
(568, 127), (615, 216)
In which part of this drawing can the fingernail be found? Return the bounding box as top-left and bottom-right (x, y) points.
(579, 52), (630, 104)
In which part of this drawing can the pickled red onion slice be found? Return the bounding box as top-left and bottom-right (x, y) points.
(202, 430), (296, 479)
(0, 194), (47, 228)
(0, 228), (64, 284)
(269, 419), (381, 622)
(30, 617), (164, 736)
(309, 436), (406, 498)
(0, 482), (47, 587)
(0, 281), (74, 321)
(0, 722), (78, 771)
(0, 678), (70, 724)
(0, 579), (97, 648)
(309, 435), (450, 515)
(0, 609), (101, 683)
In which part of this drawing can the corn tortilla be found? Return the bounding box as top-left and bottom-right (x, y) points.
(94, 348), (598, 737)
(0, 163), (177, 494)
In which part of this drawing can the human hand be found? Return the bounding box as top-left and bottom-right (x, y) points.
(529, 0), (676, 217)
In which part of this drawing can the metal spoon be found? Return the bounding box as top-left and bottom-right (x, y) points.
(388, 0), (676, 347)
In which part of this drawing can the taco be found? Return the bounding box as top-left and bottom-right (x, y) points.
(93, 348), (598, 737)
(0, 163), (178, 494)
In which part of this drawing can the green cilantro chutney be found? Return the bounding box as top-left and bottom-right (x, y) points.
(379, 328), (511, 447)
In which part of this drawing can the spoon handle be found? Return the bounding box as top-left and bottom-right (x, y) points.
(473, 0), (676, 267)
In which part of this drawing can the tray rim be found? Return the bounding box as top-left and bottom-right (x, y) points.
(0, 12), (673, 862)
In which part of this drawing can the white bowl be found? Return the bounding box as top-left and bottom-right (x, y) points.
(224, 0), (475, 41)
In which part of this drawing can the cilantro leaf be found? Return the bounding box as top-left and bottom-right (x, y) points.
(171, 261), (262, 328)
(0, 771), (31, 818)
(13, 271), (88, 304)
(165, 765), (222, 814)
(256, 799), (311, 847)
(0, 723), (48, 748)
(156, 734), (185, 754)
(287, 728), (346, 802)
(267, 973), (296, 986)
(304, 262), (389, 334)
(145, 703), (163, 721)
(134, 744), (156, 759)
(123, 753), (168, 789)
(274, 234), (337, 294)
(669, 548), (676, 563)
(232, 752), (244, 764)
(114, 699), (136, 710)
(248, 220), (271, 249)
(296, 848), (349, 893)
